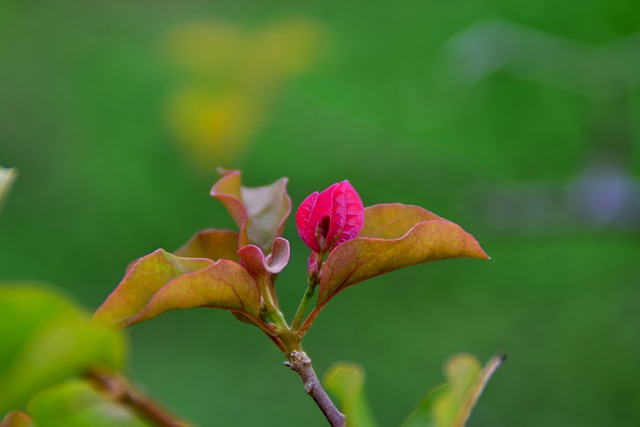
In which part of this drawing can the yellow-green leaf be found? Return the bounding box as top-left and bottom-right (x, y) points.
(318, 205), (489, 306)
(174, 229), (240, 262)
(324, 363), (378, 427)
(131, 259), (260, 324)
(94, 250), (260, 327)
(359, 204), (443, 239)
(93, 250), (213, 326)
(402, 354), (505, 427)
(211, 169), (291, 253)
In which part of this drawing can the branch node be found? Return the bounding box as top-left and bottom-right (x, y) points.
(285, 350), (346, 427)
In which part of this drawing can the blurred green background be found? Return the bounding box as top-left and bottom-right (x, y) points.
(1, 1), (639, 426)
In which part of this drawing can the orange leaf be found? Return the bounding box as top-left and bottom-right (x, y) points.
(317, 204), (489, 307)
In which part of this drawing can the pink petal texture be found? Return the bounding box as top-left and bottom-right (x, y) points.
(326, 181), (364, 249)
(295, 191), (321, 252)
(295, 181), (364, 253)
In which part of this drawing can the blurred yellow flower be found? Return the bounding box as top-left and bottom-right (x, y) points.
(164, 18), (325, 170)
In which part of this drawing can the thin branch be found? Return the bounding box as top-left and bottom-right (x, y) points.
(298, 298), (330, 338)
(86, 369), (188, 427)
(291, 281), (317, 330)
(285, 350), (346, 427)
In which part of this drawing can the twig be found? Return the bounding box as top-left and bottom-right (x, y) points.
(285, 350), (346, 427)
(86, 369), (188, 427)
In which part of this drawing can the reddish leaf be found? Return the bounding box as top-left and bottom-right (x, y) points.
(131, 260), (260, 325)
(93, 250), (260, 327)
(317, 204), (489, 306)
(211, 169), (291, 253)
(94, 250), (212, 326)
(174, 229), (240, 262)
(238, 238), (290, 309)
(0, 411), (31, 427)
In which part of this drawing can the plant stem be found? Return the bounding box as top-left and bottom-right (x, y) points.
(285, 350), (346, 427)
(259, 276), (289, 329)
(86, 369), (187, 427)
(291, 252), (325, 330)
(291, 280), (316, 330)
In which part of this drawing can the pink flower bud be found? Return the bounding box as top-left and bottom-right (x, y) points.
(295, 180), (364, 254)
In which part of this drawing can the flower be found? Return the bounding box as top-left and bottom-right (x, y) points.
(295, 180), (364, 254)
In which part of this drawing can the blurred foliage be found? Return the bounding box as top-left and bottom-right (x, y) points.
(324, 354), (503, 427)
(0, 166), (16, 212)
(26, 380), (151, 427)
(0, 285), (126, 415)
(165, 18), (324, 169)
(1, 0), (639, 426)
(401, 354), (504, 427)
(324, 363), (377, 427)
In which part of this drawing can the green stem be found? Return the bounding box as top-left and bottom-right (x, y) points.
(258, 275), (289, 329)
(291, 252), (325, 331)
(291, 280), (316, 331)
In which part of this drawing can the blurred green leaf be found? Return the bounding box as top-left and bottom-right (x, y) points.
(0, 166), (17, 212)
(211, 169), (291, 253)
(402, 354), (505, 427)
(318, 204), (490, 306)
(1, 411), (32, 427)
(324, 363), (378, 427)
(27, 380), (151, 427)
(93, 249), (260, 327)
(0, 285), (126, 415)
(174, 229), (240, 262)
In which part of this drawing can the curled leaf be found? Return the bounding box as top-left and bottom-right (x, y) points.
(211, 169), (291, 253)
(93, 250), (259, 327)
(174, 229), (240, 262)
(238, 237), (290, 279)
(318, 204), (489, 306)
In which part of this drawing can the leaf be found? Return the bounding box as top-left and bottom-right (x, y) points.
(237, 237), (290, 281)
(318, 204), (490, 306)
(0, 166), (17, 211)
(359, 204), (444, 238)
(93, 250), (213, 326)
(324, 363), (378, 427)
(93, 249), (260, 327)
(1, 411), (32, 427)
(402, 354), (505, 427)
(27, 380), (152, 427)
(0, 285), (126, 415)
(211, 169), (291, 253)
(174, 229), (240, 262)
(132, 259), (260, 324)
